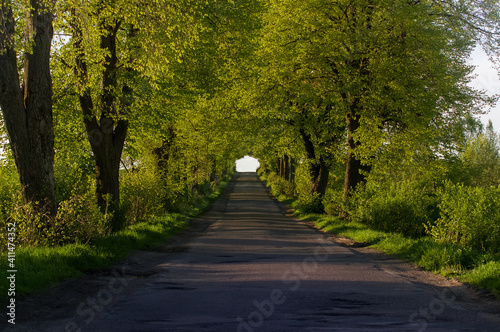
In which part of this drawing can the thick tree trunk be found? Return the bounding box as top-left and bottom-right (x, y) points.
(278, 154), (296, 183)
(311, 158), (329, 197)
(343, 107), (371, 201)
(73, 19), (128, 214)
(0, 0), (56, 214)
(299, 129), (329, 197)
(88, 118), (128, 212)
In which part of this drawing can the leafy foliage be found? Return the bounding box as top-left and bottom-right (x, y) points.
(429, 182), (500, 253)
(2, 0), (500, 299)
(349, 180), (440, 238)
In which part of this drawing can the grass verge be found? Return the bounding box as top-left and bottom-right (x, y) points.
(0, 214), (188, 299)
(309, 213), (500, 297)
(0, 175), (233, 300)
(277, 192), (500, 298)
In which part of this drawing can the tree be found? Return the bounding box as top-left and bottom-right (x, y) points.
(55, 0), (203, 215)
(256, 0), (493, 208)
(458, 121), (500, 187)
(115, 0), (263, 211)
(0, 0), (56, 214)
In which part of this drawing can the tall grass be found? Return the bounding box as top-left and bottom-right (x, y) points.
(0, 214), (188, 298)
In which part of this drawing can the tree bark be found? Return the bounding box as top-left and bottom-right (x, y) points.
(73, 18), (128, 214)
(0, 0), (56, 214)
(299, 129), (329, 197)
(343, 106), (371, 201)
(311, 158), (329, 197)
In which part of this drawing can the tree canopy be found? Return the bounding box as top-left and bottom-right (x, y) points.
(1, 0), (500, 233)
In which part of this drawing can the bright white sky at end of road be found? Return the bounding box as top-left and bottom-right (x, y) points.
(236, 156), (260, 172)
(469, 47), (500, 130)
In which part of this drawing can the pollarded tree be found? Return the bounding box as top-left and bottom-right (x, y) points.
(0, 0), (57, 214)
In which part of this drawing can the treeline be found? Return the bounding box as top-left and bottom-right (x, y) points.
(248, 1), (500, 256)
(0, 0), (260, 248)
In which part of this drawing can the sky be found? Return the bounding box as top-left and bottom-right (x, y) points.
(236, 156), (260, 172)
(469, 47), (500, 130)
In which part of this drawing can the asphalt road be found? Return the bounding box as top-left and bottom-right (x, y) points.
(7, 172), (500, 331)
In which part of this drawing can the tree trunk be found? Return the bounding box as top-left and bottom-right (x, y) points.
(311, 158), (329, 197)
(289, 156), (296, 183)
(283, 155), (290, 181)
(153, 128), (175, 177)
(89, 118), (128, 212)
(0, 0), (56, 214)
(299, 129), (329, 196)
(73, 18), (128, 214)
(343, 107), (371, 201)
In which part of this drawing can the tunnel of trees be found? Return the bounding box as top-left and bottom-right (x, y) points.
(1, 0), (500, 254)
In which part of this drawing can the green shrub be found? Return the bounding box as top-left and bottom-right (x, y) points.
(0, 166), (21, 228)
(264, 171), (296, 199)
(350, 180), (440, 238)
(428, 182), (500, 253)
(120, 168), (164, 225)
(323, 188), (345, 216)
(295, 192), (324, 214)
(293, 165), (325, 214)
(49, 193), (112, 245)
(272, 177), (296, 199)
(1, 191), (111, 249)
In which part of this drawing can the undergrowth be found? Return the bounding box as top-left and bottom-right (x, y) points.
(0, 214), (188, 298)
(0, 173), (233, 300)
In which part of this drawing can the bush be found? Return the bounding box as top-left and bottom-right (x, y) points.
(49, 193), (112, 245)
(292, 165), (325, 214)
(295, 192), (324, 214)
(0, 166), (21, 227)
(120, 168), (164, 226)
(323, 188), (345, 216)
(264, 172), (296, 199)
(428, 182), (500, 253)
(350, 180), (440, 238)
(0, 169), (112, 249)
(272, 177), (296, 199)
(1, 191), (112, 249)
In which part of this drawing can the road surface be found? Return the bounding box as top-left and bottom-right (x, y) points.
(7, 172), (500, 331)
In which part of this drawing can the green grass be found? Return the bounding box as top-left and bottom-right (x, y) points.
(461, 261), (500, 292)
(0, 174), (233, 300)
(0, 214), (188, 299)
(306, 213), (500, 297)
(261, 173), (500, 297)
